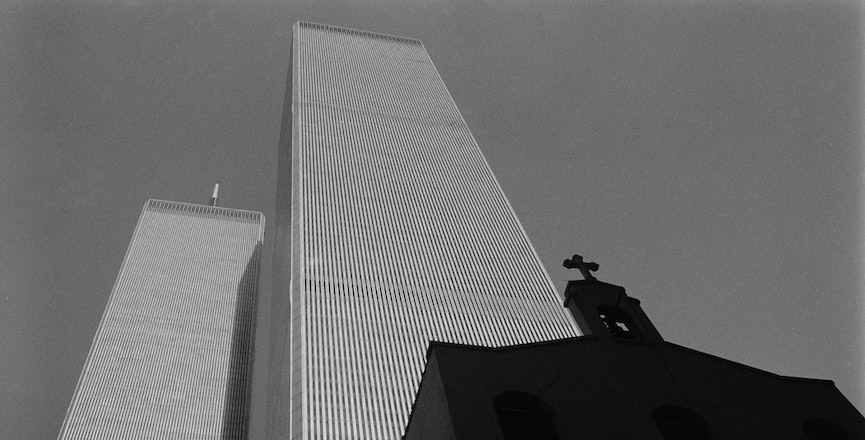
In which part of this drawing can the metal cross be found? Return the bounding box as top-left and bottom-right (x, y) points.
(563, 254), (599, 281)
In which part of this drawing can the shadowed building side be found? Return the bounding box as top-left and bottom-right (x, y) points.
(220, 241), (262, 439)
(57, 200), (264, 439)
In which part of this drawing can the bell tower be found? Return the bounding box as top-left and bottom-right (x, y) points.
(562, 255), (663, 343)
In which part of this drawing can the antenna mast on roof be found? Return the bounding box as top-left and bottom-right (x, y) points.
(209, 183), (219, 207)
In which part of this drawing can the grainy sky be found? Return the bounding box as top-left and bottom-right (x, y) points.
(2, 1), (863, 439)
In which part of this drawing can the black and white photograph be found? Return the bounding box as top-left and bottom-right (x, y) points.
(3, 1), (863, 439)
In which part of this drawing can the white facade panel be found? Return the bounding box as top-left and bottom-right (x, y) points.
(271, 22), (580, 440)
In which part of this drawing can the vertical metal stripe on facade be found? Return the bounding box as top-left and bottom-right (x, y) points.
(58, 200), (264, 439)
(273, 22), (581, 440)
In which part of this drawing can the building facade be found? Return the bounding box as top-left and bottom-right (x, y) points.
(268, 22), (581, 440)
(58, 200), (264, 439)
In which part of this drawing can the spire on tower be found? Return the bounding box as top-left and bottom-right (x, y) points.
(209, 184), (219, 207)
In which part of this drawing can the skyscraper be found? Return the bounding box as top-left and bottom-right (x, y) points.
(268, 22), (581, 439)
(58, 200), (264, 439)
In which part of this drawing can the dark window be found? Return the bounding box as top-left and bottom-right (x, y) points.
(803, 418), (854, 440)
(652, 405), (712, 440)
(597, 305), (640, 339)
(494, 391), (559, 440)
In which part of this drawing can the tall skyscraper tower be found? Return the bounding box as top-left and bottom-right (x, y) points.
(269, 22), (580, 439)
(58, 200), (264, 439)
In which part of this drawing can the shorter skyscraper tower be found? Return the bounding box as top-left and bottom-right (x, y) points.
(57, 199), (264, 439)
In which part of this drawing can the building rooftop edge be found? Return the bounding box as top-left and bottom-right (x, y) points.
(295, 21), (423, 46)
(146, 199), (265, 222)
(422, 339), (837, 385)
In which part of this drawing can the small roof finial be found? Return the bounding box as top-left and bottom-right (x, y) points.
(563, 254), (599, 281)
(209, 183), (219, 207)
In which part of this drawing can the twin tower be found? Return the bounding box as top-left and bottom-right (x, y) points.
(57, 22), (580, 439)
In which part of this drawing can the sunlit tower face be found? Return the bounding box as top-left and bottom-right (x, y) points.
(58, 200), (264, 440)
(268, 22), (580, 440)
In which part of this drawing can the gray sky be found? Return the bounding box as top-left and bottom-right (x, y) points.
(2, 1), (863, 439)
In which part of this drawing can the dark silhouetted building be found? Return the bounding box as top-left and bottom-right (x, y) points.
(404, 277), (865, 439)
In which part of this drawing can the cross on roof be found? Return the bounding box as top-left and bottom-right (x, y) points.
(563, 254), (599, 281)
